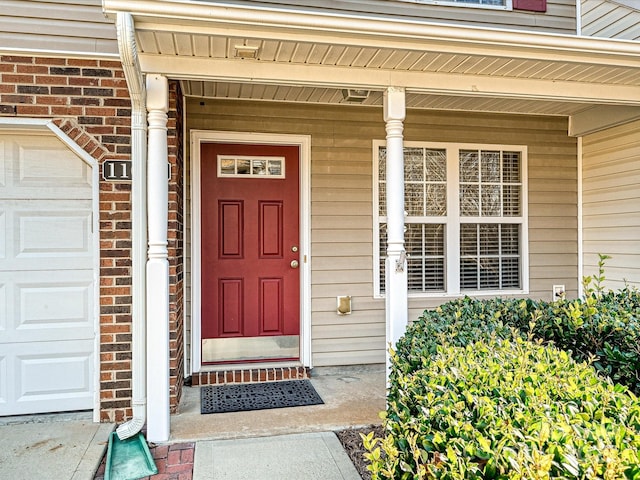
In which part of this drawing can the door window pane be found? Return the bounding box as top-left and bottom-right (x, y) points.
(217, 155), (285, 178)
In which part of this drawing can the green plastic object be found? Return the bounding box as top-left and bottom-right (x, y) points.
(104, 432), (158, 480)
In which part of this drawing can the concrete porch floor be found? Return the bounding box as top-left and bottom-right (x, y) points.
(169, 364), (387, 442)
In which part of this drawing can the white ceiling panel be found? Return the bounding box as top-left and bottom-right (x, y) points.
(191, 34), (210, 57)
(180, 80), (601, 116)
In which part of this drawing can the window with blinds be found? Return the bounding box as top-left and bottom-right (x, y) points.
(375, 142), (527, 296)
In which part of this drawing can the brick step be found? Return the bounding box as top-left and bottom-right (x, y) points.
(192, 366), (309, 386)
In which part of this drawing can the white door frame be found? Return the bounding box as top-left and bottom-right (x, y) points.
(190, 130), (312, 372)
(0, 118), (100, 421)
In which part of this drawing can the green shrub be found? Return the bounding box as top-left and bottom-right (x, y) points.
(366, 335), (640, 479)
(527, 255), (640, 395)
(393, 283), (640, 396)
(392, 296), (534, 376)
(527, 289), (640, 395)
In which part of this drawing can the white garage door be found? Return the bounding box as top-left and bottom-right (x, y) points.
(0, 130), (97, 416)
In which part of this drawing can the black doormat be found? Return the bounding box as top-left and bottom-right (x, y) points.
(200, 379), (324, 414)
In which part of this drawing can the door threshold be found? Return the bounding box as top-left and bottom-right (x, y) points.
(202, 335), (299, 364)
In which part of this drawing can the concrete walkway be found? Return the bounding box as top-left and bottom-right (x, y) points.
(0, 413), (114, 480)
(193, 432), (361, 480)
(0, 366), (384, 480)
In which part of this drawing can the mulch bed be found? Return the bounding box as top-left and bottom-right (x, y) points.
(335, 425), (385, 480)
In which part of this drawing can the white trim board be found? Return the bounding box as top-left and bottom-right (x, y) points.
(189, 130), (312, 372)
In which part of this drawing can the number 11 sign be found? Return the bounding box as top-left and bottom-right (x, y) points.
(102, 160), (172, 182)
(102, 160), (132, 181)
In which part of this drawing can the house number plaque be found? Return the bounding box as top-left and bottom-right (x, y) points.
(102, 160), (132, 181)
(102, 160), (172, 182)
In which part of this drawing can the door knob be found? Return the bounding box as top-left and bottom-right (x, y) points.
(290, 260), (299, 269)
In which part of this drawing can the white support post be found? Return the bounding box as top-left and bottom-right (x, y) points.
(145, 74), (170, 443)
(383, 87), (408, 379)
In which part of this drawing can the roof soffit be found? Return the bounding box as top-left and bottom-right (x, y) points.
(103, 0), (640, 63)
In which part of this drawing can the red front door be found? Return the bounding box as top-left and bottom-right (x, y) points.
(200, 143), (300, 363)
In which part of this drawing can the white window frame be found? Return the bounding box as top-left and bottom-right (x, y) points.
(392, 0), (512, 11)
(373, 140), (529, 298)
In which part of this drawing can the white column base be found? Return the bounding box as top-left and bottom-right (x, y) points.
(146, 259), (170, 442)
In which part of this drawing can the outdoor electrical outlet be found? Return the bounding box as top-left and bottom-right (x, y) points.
(553, 284), (565, 299)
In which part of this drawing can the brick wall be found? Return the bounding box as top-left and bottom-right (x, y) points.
(168, 80), (185, 412)
(0, 55), (135, 422)
(0, 55), (185, 422)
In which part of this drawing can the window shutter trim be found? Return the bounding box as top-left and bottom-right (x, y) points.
(513, 0), (546, 12)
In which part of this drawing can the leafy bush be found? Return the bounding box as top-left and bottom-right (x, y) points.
(366, 335), (640, 479)
(392, 296), (534, 376)
(370, 256), (640, 478)
(527, 289), (640, 395)
(392, 270), (640, 396)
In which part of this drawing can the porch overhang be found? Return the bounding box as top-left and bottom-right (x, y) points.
(103, 1), (640, 440)
(104, 0), (640, 131)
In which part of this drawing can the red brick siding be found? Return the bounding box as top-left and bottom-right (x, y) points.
(0, 56), (185, 422)
(168, 81), (185, 412)
(193, 367), (310, 386)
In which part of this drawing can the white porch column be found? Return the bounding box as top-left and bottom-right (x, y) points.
(145, 74), (170, 443)
(383, 87), (408, 376)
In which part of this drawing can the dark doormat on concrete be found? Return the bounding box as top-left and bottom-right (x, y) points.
(200, 379), (324, 414)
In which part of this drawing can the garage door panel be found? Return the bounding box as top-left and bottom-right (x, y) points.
(3, 200), (93, 271)
(18, 283), (93, 336)
(0, 270), (94, 344)
(17, 211), (91, 257)
(0, 341), (93, 415)
(0, 134), (91, 193)
(17, 139), (91, 186)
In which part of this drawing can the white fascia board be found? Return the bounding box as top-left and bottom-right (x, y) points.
(140, 54), (640, 105)
(569, 105), (640, 136)
(103, 0), (640, 66)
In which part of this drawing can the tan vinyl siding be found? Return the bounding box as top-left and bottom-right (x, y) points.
(582, 120), (640, 290)
(0, 0), (117, 56)
(581, 0), (640, 40)
(235, 0), (576, 34)
(186, 99), (577, 367)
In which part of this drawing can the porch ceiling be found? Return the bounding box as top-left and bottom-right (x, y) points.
(180, 80), (595, 117)
(104, 0), (640, 115)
